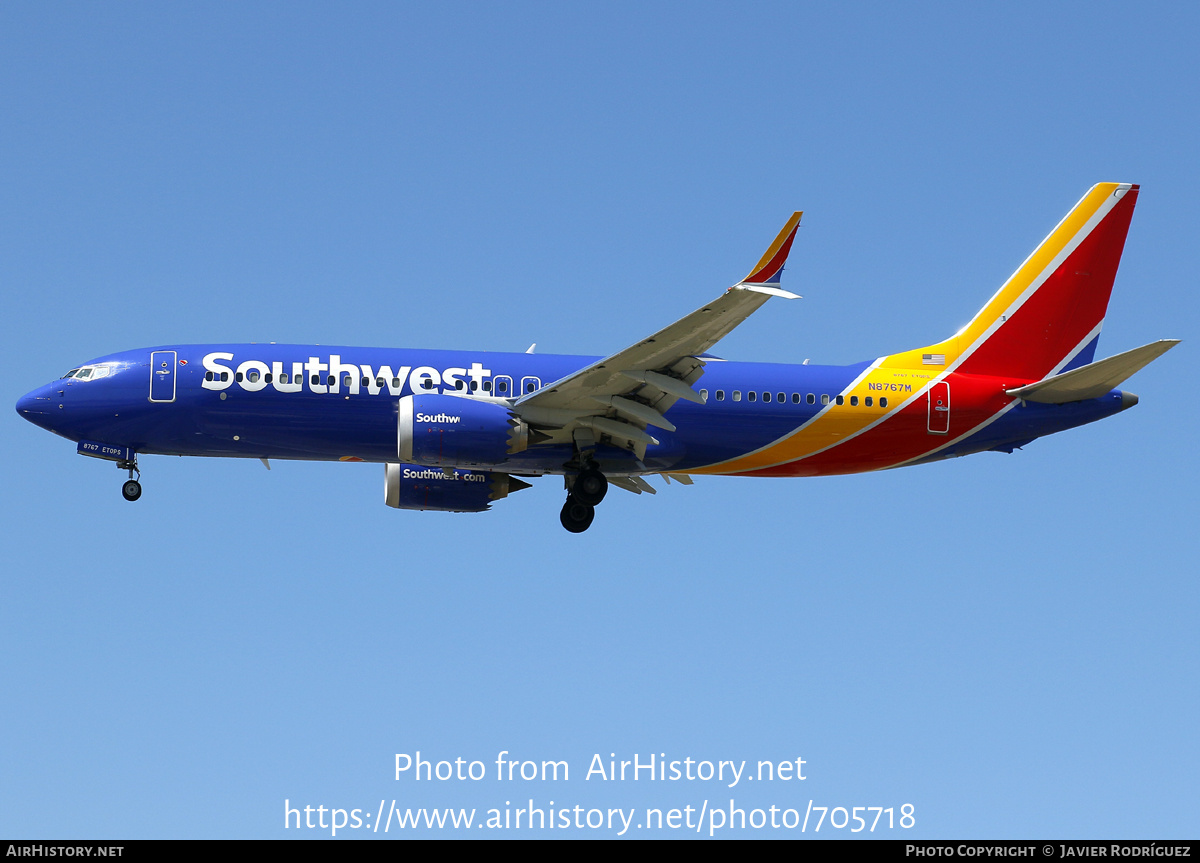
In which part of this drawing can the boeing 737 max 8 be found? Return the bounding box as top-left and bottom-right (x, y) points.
(16, 183), (1178, 531)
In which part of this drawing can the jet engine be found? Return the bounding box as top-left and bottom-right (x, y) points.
(384, 463), (532, 512)
(397, 394), (533, 467)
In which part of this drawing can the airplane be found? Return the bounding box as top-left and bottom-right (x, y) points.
(15, 182), (1178, 533)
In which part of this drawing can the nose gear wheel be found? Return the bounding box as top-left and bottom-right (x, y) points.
(117, 457), (141, 502)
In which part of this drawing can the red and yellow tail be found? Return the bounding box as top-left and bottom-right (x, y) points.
(883, 182), (1139, 380)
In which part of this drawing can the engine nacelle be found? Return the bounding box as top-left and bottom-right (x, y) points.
(384, 463), (532, 512)
(397, 394), (529, 467)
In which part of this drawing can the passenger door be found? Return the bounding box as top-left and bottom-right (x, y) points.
(149, 351), (177, 402)
(927, 381), (950, 434)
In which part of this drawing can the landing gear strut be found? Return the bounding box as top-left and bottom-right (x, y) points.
(117, 458), (141, 502)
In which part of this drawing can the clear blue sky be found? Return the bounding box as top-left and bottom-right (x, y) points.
(2, 2), (1196, 839)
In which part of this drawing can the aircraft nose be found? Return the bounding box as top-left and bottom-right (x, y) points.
(16, 383), (56, 426)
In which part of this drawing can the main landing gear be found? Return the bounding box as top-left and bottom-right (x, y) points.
(117, 458), (141, 502)
(560, 466), (608, 533)
(559, 495), (594, 533)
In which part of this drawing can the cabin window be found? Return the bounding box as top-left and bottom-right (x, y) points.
(279, 373), (289, 384)
(205, 371), (213, 381)
(777, 392), (785, 403)
(880, 397), (888, 407)
(806, 393), (815, 405)
(391, 378), (401, 388)
(850, 395), (859, 406)
(483, 380), (492, 392)
(835, 395), (844, 405)
(865, 396), (873, 407)
(235, 372), (243, 382)
(342, 375), (353, 387)
(761, 392), (770, 403)
(792, 393), (801, 404)
(497, 380), (508, 393)
(327, 375), (335, 386)
(526, 382), (536, 393)
(423, 379), (434, 390)
(733, 391), (742, 401)
(821, 394), (829, 405)
(361, 376), (369, 387)
(264, 373), (272, 383)
(716, 390), (725, 401)
(747, 391), (757, 402)
(311, 375), (319, 385)
(455, 380), (464, 390)
(699, 389), (709, 401)
(247, 371), (260, 383)
(469, 380), (478, 391)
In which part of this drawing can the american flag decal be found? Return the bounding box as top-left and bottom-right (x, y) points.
(922, 354), (945, 365)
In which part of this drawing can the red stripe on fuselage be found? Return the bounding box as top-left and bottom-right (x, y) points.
(740, 373), (1014, 477)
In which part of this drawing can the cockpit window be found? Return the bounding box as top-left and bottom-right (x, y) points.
(61, 364), (113, 381)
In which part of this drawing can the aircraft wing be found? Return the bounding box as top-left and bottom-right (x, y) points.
(512, 212), (802, 453)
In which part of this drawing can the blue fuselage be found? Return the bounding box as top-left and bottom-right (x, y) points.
(16, 343), (1130, 477)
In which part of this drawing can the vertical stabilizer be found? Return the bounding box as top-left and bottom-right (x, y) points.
(883, 183), (1139, 381)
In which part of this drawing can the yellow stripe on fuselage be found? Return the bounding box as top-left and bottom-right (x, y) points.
(692, 363), (933, 474)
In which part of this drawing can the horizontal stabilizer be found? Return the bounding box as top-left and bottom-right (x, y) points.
(1006, 339), (1179, 403)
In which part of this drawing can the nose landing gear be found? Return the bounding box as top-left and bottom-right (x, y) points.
(117, 458), (141, 502)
